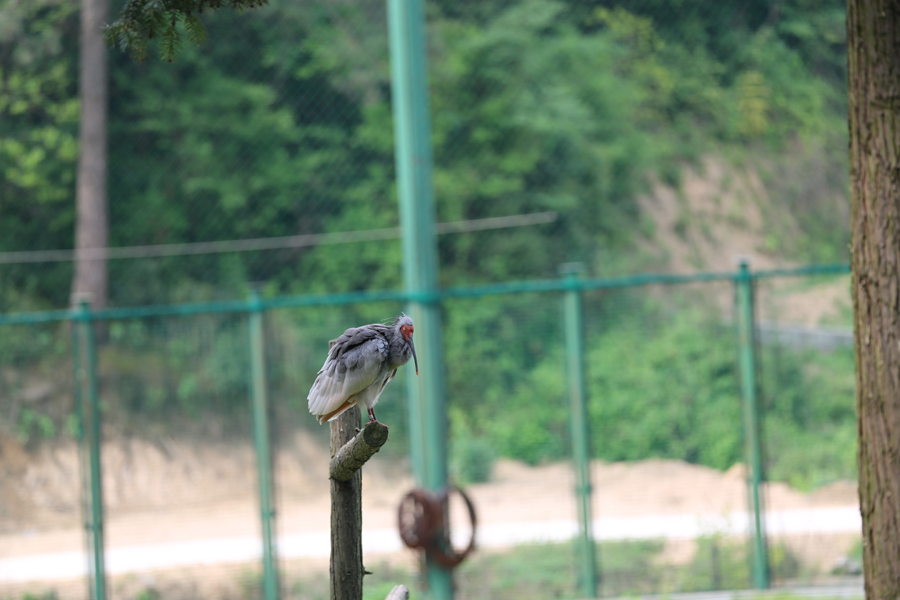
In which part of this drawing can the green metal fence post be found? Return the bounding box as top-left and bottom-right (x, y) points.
(735, 259), (769, 589)
(386, 0), (452, 597)
(248, 290), (281, 600)
(74, 300), (106, 600)
(560, 264), (599, 598)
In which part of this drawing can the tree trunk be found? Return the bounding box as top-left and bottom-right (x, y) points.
(72, 0), (109, 311)
(847, 0), (900, 597)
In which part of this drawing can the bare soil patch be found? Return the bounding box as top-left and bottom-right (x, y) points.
(638, 156), (852, 327)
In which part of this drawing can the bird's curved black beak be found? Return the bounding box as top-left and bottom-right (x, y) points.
(410, 337), (418, 375)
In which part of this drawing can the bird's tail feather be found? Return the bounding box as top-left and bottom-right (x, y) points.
(317, 397), (356, 424)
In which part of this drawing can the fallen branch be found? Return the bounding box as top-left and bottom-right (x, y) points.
(329, 420), (390, 482)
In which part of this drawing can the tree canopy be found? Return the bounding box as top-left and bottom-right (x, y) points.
(2, 0), (850, 308)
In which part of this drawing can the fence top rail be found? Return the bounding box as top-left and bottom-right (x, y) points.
(752, 263), (850, 279)
(0, 263), (850, 325)
(0, 309), (74, 325)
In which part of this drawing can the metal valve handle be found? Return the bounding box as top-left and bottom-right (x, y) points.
(398, 485), (477, 568)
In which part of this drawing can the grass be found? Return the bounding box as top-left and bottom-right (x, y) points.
(6, 535), (857, 600)
(274, 536), (809, 600)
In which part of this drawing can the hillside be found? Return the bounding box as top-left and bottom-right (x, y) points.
(639, 154), (851, 326)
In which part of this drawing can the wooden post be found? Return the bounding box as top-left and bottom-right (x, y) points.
(330, 407), (364, 600)
(329, 407), (390, 600)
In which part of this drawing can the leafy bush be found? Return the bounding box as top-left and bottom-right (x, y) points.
(760, 344), (857, 489)
(15, 407), (56, 445)
(450, 426), (496, 484)
(452, 294), (856, 489)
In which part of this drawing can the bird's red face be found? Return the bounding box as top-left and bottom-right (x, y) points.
(400, 324), (414, 340)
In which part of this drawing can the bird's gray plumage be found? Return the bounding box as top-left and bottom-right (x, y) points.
(308, 313), (417, 424)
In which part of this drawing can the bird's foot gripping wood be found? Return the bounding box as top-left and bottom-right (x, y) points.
(366, 407), (388, 430)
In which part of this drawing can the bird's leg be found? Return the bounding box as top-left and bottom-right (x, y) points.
(366, 407), (387, 428)
(356, 407), (377, 432)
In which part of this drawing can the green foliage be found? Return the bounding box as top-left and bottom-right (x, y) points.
(428, 0), (660, 284)
(586, 308), (744, 468)
(282, 560), (412, 600)
(283, 538), (834, 599)
(450, 410), (496, 483)
(676, 535), (751, 591)
(100, 315), (251, 429)
(17, 592), (58, 600)
(0, 0), (79, 310)
(675, 535), (801, 591)
(361, 565), (414, 600)
(450, 292), (857, 489)
(459, 298), (747, 468)
(846, 537), (863, 563)
(3, 0), (852, 309)
(133, 586), (160, 600)
(452, 539), (666, 598)
(760, 343), (857, 489)
(769, 542), (804, 582)
(0, 321), (70, 441)
(599, 539), (668, 595)
(236, 567), (264, 600)
(14, 407), (56, 444)
(443, 294), (567, 466)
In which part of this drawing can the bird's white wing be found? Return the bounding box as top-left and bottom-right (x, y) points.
(307, 332), (388, 418)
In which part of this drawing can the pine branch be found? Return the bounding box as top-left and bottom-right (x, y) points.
(104, 0), (268, 61)
(183, 13), (208, 46)
(159, 13), (183, 62)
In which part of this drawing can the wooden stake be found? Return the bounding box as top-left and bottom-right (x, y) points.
(330, 406), (364, 600)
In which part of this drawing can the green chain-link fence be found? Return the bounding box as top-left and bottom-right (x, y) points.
(0, 263), (859, 600)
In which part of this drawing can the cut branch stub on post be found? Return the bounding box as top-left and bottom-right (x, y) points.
(330, 420), (390, 482)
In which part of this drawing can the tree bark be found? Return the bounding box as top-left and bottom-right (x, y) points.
(72, 0), (109, 311)
(330, 406), (364, 600)
(847, 0), (900, 597)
